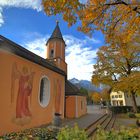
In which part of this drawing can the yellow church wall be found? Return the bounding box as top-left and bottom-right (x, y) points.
(0, 50), (65, 136)
(65, 96), (87, 118)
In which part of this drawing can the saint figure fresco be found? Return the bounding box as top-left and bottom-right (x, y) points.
(11, 63), (35, 124)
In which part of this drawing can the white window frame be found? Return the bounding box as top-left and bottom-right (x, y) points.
(39, 76), (50, 108)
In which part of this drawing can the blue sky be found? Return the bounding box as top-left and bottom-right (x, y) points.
(0, 0), (105, 81)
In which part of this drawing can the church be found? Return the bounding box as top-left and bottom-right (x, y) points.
(0, 22), (87, 135)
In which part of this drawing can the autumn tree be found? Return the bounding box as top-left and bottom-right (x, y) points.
(91, 92), (101, 104)
(92, 32), (140, 112)
(100, 88), (110, 102)
(42, 0), (140, 40)
(42, 0), (140, 111)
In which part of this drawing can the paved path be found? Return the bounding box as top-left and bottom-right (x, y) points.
(61, 105), (106, 129)
(87, 105), (106, 114)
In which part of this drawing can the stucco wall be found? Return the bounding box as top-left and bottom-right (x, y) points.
(110, 91), (126, 106)
(77, 96), (87, 117)
(124, 94), (140, 106)
(65, 96), (87, 118)
(65, 96), (76, 118)
(110, 91), (140, 106)
(47, 40), (67, 73)
(0, 50), (65, 135)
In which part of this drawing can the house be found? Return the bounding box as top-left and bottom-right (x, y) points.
(110, 91), (140, 106)
(0, 22), (87, 135)
(65, 81), (87, 118)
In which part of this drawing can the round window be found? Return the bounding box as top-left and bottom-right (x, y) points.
(39, 76), (50, 107)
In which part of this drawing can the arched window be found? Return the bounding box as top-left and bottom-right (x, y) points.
(39, 76), (50, 107)
(50, 49), (54, 58)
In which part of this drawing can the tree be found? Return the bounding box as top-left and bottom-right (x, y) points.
(79, 87), (88, 97)
(92, 32), (140, 112)
(42, 0), (140, 111)
(79, 87), (89, 101)
(101, 88), (110, 102)
(42, 0), (140, 40)
(91, 92), (101, 104)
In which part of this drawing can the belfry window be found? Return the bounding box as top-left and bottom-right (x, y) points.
(39, 76), (50, 107)
(50, 49), (54, 58)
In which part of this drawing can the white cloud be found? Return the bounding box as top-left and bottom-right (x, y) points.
(0, 7), (4, 26)
(0, 0), (42, 26)
(0, 0), (42, 11)
(23, 34), (48, 58)
(64, 35), (98, 81)
(23, 34), (99, 81)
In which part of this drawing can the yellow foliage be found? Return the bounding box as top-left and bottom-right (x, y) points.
(91, 92), (101, 103)
(42, 0), (140, 42)
(92, 31), (140, 112)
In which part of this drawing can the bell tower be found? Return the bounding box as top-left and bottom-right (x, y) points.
(46, 21), (67, 74)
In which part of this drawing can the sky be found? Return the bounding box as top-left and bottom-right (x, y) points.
(0, 0), (105, 81)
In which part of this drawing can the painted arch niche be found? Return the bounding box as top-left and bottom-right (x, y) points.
(39, 76), (50, 107)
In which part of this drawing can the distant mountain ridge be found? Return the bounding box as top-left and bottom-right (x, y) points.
(69, 78), (101, 92)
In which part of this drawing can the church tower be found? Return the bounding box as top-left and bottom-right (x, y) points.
(46, 21), (67, 74)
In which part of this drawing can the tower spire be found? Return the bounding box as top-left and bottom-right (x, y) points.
(47, 21), (64, 43)
(56, 20), (59, 25)
(46, 21), (67, 73)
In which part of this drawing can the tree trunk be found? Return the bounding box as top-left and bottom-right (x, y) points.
(131, 91), (138, 113)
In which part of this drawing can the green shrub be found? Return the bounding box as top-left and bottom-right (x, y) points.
(128, 112), (136, 118)
(57, 124), (87, 140)
(94, 127), (140, 140)
(0, 127), (58, 140)
(110, 106), (140, 114)
(110, 106), (132, 114)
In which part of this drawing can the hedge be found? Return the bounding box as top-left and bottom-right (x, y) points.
(109, 106), (140, 114)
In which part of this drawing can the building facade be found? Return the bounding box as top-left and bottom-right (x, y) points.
(0, 23), (87, 135)
(65, 81), (87, 118)
(110, 91), (140, 106)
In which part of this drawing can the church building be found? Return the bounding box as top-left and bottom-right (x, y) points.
(0, 22), (87, 135)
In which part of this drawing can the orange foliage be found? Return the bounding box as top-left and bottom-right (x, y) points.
(92, 31), (140, 112)
(42, 0), (140, 41)
(91, 92), (101, 103)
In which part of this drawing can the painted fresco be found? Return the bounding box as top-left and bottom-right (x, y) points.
(11, 63), (35, 125)
(54, 79), (62, 115)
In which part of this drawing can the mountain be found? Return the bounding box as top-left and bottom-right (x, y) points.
(69, 78), (79, 84)
(69, 78), (101, 92)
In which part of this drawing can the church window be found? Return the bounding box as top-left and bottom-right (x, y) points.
(50, 49), (54, 58)
(39, 76), (50, 107)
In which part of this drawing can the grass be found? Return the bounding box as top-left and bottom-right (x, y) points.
(135, 113), (140, 118)
(117, 113), (140, 119)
